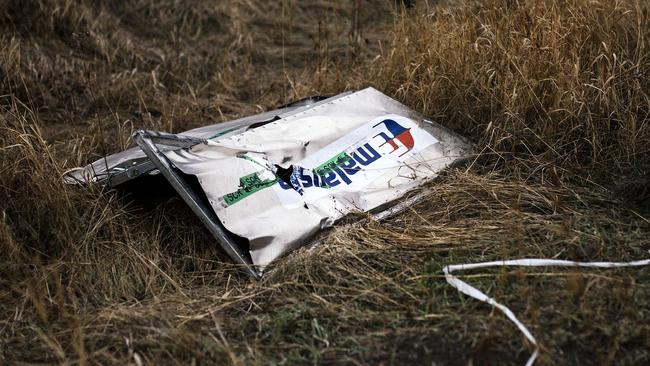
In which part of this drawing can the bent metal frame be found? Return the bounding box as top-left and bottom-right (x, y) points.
(134, 130), (259, 278)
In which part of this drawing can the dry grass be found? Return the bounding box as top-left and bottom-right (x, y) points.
(1, 0), (649, 365)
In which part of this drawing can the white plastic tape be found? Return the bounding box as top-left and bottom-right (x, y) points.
(442, 254), (650, 366)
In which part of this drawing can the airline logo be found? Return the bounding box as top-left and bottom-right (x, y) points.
(277, 142), (380, 191)
(276, 115), (434, 196)
(373, 119), (414, 157)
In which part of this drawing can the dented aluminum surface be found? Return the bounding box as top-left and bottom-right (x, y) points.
(68, 88), (472, 275)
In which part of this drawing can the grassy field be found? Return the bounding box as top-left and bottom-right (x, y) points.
(1, 0), (649, 365)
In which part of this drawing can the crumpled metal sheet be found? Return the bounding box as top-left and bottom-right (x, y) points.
(68, 87), (472, 271)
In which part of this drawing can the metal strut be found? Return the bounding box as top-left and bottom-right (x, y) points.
(134, 130), (258, 278)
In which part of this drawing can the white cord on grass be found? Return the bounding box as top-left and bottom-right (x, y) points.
(442, 253), (650, 366)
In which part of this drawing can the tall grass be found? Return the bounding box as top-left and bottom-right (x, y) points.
(1, 0), (649, 365)
(371, 0), (649, 180)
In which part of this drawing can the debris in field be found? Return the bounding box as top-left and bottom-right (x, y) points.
(443, 254), (650, 366)
(67, 88), (472, 276)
